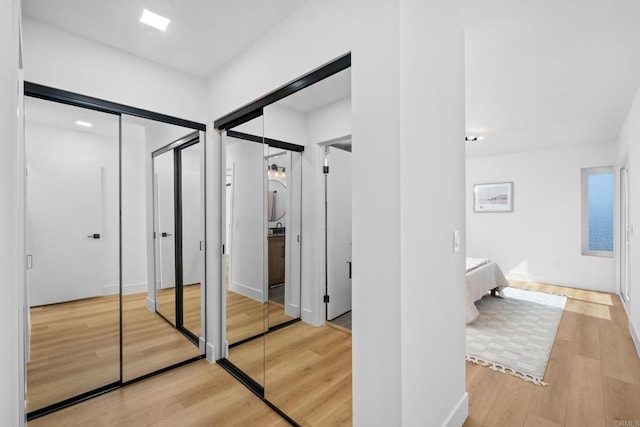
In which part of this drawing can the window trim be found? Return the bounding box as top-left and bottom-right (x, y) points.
(581, 166), (614, 257)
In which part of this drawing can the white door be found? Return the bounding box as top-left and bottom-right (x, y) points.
(27, 157), (104, 306)
(326, 146), (352, 320)
(154, 152), (176, 290)
(620, 163), (630, 302)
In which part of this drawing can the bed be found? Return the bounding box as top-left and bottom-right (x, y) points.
(465, 257), (509, 324)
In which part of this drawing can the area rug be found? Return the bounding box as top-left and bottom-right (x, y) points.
(466, 287), (566, 385)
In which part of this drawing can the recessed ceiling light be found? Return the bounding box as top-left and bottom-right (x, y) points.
(76, 120), (92, 127)
(140, 9), (170, 32)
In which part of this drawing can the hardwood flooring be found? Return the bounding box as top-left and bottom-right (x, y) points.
(226, 290), (295, 345)
(28, 360), (288, 427)
(28, 291), (200, 412)
(464, 280), (640, 427)
(28, 281), (640, 426)
(155, 283), (202, 337)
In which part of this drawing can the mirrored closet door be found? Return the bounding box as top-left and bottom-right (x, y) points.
(25, 97), (121, 413)
(121, 116), (204, 382)
(222, 115), (268, 389)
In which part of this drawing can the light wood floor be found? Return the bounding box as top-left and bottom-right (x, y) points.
(464, 280), (640, 427)
(28, 360), (289, 427)
(156, 283), (202, 337)
(28, 282), (640, 426)
(28, 291), (200, 412)
(226, 290), (295, 345)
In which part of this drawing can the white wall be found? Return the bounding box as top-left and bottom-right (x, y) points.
(226, 137), (266, 302)
(22, 18), (207, 122)
(1, 0), (24, 425)
(307, 97), (351, 144)
(206, 0), (466, 425)
(615, 85), (640, 355)
(466, 143), (616, 292)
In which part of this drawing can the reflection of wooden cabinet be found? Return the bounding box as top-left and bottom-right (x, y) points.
(268, 235), (285, 286)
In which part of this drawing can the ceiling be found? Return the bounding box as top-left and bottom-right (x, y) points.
(23, 0), (640, 158)
(275, 68), (351, 114)
(22, 0), (309, 79)
(455, 0), (640, 157)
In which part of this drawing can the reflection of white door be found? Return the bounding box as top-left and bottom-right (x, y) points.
(327, 147), (352, 320)
(154, 159), (175, 289)
(27, 157), (104, 306)
(620, 163), (630, 302)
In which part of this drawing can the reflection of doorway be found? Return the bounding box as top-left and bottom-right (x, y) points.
(152, 133), (203, 344)
(323, 140), (353, 324)
(620, 161), (630, 303)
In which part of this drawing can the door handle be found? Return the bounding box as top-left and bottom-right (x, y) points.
(161, 232), (173, 237)
(346, 262), (352, 279)
(87, 233), (101, 239)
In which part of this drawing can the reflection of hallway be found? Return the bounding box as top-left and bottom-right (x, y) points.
(28, 292), (200, 412)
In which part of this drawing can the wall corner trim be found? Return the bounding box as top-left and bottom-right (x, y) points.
(206, 343), (216, 363)
(442, 392), (469, 427)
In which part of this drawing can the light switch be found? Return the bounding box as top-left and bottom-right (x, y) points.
(453, 230), (460, 253)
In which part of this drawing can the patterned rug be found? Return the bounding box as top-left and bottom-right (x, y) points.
(465, 287), (566, 385)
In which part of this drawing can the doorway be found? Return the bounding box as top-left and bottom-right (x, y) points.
(323, 140), (353, 326)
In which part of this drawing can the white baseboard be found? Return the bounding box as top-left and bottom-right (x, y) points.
(146, 296), (155, 312)
(229, 281), (263, 302)
(206, 342), (216, 363)
(103, 282), (147, 296)
(302, 308), (322, 326)
(442, 392), (468, 427)
(630, 317), (640, 358)
(505, 273), (615, 293)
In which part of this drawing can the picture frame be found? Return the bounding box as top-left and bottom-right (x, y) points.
(473, 182), (513, 212)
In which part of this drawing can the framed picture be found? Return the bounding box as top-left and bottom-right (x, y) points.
(474, 182), (513, 212)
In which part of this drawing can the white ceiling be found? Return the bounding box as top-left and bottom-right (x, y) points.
(455, 0), (640, 158)
(275, 68), (351, 113)
(23, 0), (640, 158)
(22, 0), (309, 79)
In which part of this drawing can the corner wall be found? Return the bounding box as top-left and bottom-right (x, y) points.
(1, 0), (25, 425)
(206, 0), (466, 424)
(615, 85), (640, 356)
(466, 143), (616, 292)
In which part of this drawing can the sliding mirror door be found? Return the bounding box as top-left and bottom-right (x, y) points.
(179, 141), (204, 340)
(121, 116), (203, 382)
(25, 97), (120, 413)
(262, 66), (352, 424)
(223, 115), (267, 390)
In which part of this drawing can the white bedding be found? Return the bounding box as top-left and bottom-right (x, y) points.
(465, 258), (509, 324)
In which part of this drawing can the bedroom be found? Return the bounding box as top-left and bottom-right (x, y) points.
(462, 0), (640, 424)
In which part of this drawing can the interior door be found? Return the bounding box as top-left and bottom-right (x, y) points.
(27, 155), (104, 306)
(326, 146), (352, 320)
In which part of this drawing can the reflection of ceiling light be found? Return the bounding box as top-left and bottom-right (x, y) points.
(76, 120), (92, 127)
(140, 9), (170, 32)
(465, 136), (484, 142)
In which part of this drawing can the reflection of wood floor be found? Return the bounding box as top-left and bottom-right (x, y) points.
(28, 360), (288, 427)
(29, 323), (352, 426)
(226, 291), (295, 344)
(28, 292), (200, 413)
(264, 322), (352, 425)
(155, 283), (202, 337)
